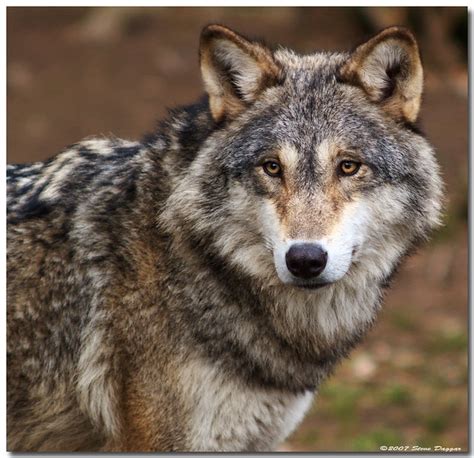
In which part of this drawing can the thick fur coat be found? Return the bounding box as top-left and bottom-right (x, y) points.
(7, 25), (443, 451)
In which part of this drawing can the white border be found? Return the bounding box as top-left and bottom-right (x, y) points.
(2, 3), (472, 458)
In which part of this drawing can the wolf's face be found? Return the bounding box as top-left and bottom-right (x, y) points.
(165, 26), (442, 294)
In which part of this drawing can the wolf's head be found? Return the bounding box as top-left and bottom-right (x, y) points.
(162, 25), (443, 297)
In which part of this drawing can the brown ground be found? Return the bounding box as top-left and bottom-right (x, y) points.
(7, 7), (468, 452)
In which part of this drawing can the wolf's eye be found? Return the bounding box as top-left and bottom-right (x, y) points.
(338, 160), (361, 176)
(262, 160), (282, 177)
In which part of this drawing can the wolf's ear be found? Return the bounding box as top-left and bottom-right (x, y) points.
(200, 24), (282, 122)
(339, 26), (423, 123)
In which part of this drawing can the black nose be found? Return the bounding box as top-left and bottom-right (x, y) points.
(285, 243), (328, 279)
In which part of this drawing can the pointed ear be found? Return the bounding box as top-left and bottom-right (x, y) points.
(199, 24), (282, 122)
(339, 26), (423, 123)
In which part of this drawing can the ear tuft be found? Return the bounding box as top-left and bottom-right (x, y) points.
(200, 24), (282, 122)
(339, 26), (423, 123)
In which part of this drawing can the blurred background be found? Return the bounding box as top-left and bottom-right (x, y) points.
(7, 7), (468, 452)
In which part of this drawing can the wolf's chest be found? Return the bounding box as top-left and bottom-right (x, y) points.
(179, 361), (314, 451)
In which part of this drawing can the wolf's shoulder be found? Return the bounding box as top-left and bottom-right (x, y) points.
(7, 136), (146, 224)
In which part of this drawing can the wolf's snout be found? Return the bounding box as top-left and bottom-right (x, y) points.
(285, 243), (328, 279)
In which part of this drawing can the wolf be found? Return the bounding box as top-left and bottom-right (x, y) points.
(7, 24), (443, 451)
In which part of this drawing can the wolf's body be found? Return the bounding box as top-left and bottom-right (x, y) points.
(7, 25), (442, 451)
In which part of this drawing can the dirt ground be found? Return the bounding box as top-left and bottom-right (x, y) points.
(7, 7), (468, 452)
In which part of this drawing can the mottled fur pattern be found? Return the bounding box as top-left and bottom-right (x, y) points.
(7, 25), (443, 451)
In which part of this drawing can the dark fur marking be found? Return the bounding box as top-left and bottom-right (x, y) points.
(144, 97), (218, 174)
(111, 146), (141, 160)
(8, 186), (53, 223)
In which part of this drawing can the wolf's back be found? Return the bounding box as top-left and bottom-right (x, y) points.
(7, 138), (143, 223)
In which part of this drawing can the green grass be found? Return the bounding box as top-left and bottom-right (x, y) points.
(427, 330), (468, 354)
(352, 429), (403, 451)
(424, 415), (448, 434)
(320, 383), (365, 421)
(380, 383), (412, 406)
(389, 310), (417, 332)
(291, 429), (319, 447)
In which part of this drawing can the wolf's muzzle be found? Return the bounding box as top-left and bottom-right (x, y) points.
(285, 243), (328, 280)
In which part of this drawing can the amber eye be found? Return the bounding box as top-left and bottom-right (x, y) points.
(338, 160), (361, 176)
(262, 160), (282, 177)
